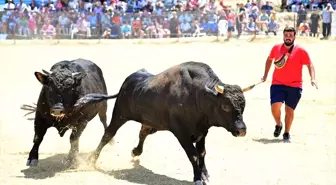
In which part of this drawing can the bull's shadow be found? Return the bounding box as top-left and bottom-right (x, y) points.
(20, 153), (89, 179)
(21, 153), (193, 185)
(97, 163), (193, 185)
(252, 138), (283, 144)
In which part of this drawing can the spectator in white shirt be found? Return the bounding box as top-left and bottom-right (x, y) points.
(16, 0), (28, 13)
(4, 0), (15, 12)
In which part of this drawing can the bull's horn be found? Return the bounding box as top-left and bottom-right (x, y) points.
(72, 72), (81, 77)
(215, 83), (225, 94)
(42, 69), (52, 75)
(242, 81), (263, 92)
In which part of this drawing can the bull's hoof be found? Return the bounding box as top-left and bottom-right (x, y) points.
(194, 179), (210, 185)
(130, 150), (141, 167)
(201, 172), (210, 183)
(131, 148), (142, 157)
(64, 156), (79, 169)
(194, 180), (203, 185)
(26, 159), (38, 166)
(87, 152), (98, 166)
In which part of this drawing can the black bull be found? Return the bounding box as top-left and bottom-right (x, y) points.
(22, 61), (259, 184)
(24, 58), (118, 167)
(84, 62), (259, 185)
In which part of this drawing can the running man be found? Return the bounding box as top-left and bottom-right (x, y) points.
(261, 27), (318, 143)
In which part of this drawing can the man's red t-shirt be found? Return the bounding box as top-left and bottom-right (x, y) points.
(268, 43), (311, 88)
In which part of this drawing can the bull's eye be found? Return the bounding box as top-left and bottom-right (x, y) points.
(221, 104), (231, 112)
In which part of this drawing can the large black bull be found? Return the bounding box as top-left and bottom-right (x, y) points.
(25, 58), (117, 167)
(87, 62), (259, 185)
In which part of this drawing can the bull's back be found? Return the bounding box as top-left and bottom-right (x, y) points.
(116, 69), (158, 119)
(118, 68), (197, 126)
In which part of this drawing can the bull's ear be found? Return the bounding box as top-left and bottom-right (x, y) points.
(205, 85), (218, 96)
(215, 82), (225, 94)
(34, 72), (48, 85)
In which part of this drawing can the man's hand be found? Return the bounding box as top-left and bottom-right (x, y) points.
(311, 79), (318, 89)
(261, 75), (267, 82)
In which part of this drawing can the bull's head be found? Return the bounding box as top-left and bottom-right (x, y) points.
(205, 82), (256, 137)
(34, 69), (86, 120)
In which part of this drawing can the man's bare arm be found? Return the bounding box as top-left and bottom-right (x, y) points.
(307, 63), (316, 81)
(262, 57), (273, 81)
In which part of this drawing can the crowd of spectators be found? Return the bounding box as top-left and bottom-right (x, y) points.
(283, 0), (336, 12)
(0, 0), (334, 40)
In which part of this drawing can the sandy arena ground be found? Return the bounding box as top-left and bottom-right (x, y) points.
(0, 37), (335, 185)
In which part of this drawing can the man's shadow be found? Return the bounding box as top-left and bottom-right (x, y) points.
(20, 153), (193, 185)
(252, 138), (283, 144)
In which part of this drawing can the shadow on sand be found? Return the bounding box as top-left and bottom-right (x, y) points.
(20, 153), (88, 179)
(20, 153), (193, 185)
(252, 138), (284, 144)
(97, 162), (193, 185)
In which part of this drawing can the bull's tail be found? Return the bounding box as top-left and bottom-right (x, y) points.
(20, 93), (119, 121)
(104, 93), (119, 100)
(73, 93), (119, 109)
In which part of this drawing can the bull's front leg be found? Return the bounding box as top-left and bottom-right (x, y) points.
(170, 124), (203, 185)
(65, 121), (88, 168)
(26, 114), (49, 166)
(196, 134), (210, 185)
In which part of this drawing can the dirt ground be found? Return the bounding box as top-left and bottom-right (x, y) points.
(0, 37), (335, 185)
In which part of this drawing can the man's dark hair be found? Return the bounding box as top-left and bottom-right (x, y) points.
(283, 26), (296, 35)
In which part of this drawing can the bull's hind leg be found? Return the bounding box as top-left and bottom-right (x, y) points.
(131, 124), (157, 157)
(88, 115), (127, 165)
(98, 101), (108, 129)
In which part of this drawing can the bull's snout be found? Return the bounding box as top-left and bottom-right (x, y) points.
(234, 128), (246, 137)
(232, 122), (247, 137)
(50, 103), (65, 117)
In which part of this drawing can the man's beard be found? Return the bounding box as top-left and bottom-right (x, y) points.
(284, 39), (294, 46)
